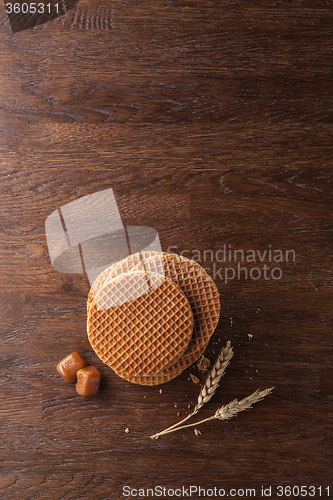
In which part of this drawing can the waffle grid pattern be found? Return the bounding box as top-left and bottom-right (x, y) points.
(86, 251), (220, 386)
(87, 271), (193, 377)
(121, 341), (209, 385)
(131, 253), (220, 357)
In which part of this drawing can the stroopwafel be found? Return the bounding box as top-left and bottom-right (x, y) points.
(87, 270), (194, 377)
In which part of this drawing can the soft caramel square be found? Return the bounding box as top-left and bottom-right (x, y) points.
(76, 365), (101, 396)
(57, 352), (89, 384)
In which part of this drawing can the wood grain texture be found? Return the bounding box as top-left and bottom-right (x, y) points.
(0, 0), (332, 498)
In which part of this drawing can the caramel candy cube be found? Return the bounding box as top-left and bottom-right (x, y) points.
(76, 366), (101, 396)
(57, 352), (89, 384)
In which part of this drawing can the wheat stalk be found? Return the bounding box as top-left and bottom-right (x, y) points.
(151, 387), (274, 437)
(150, 341), (233, 439)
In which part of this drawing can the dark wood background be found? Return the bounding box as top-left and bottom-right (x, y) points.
(0, 1), (332, 499)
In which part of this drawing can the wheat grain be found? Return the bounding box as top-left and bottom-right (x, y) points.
(150, 387), (274, 437)
(194, 340), (233, 412)
(150, 342), (233, 439)
(214, 387), (274, 420)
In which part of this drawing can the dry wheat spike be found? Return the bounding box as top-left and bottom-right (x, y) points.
(195, 340), (234, 412)
(150, 341), (233, 439)
(151, 387), (274, 437)
(214, 387), (274, 420)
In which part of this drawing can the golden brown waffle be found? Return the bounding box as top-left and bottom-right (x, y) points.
(87, 251), (220, 385)
(87, 251), (159, 312)
(130, 252), (220, 358)
(87, 271), (194, 377)
(89, 252), (220, 358)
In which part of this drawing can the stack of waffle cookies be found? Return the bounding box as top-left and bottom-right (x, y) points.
(87, 251), (220, 385)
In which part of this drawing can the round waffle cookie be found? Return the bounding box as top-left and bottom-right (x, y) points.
(87, 271), (194, 377)
(87, 251), (220, 385)
(88, 251), (220, 359)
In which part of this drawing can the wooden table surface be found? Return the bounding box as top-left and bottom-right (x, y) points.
(0, 1), (332, 499)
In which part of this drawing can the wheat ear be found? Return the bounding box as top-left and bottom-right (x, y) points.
(150, 341), (233, 439)
(194, 340), (234, 412)
(151, 387), (274, 437)
(214, 387), (274, 420)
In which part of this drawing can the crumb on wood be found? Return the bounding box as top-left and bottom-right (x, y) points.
(174, 404), (178, 408)
(187, 404), (191, 409)
(196, 354), (204, 367)
(190, 373), (200, 384)
(197, 356), (211, 372)
(125, 428), (130, 433)
(159, 389), (163, 393)
(248, 334), (253, 339)
(177, 412), (180, 416)
(203, 357), (211, 370)
(194, 428), (202, 436)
